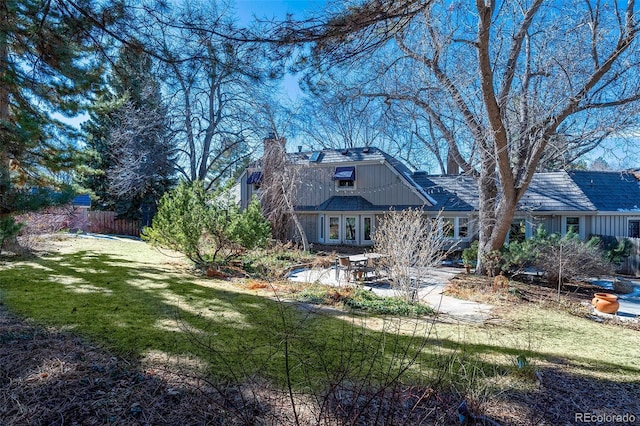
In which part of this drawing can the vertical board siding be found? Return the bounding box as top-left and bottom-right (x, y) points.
(593, 216), (629, 238)
(87, 211), (141, 236)
(295, 163), (424, 207)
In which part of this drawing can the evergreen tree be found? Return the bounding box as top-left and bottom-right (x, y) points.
(0, 0), (118, 213)
(80, 41), (175, 220)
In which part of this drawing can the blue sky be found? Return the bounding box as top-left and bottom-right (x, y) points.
(233, 0), (324, 23)
(233, 1), (326, 101)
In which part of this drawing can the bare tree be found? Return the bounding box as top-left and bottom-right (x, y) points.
(105, 97), (174, 214)
(295, 92), (387, 150)
(260, 134), (310, 251)
(267, 0), (640, 274)
(374, 208), (452, 303)
(138, 2), (277, 190)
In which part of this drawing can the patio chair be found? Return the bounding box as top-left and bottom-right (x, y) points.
(335, 256), (352, 284)
(366, 256), (387, 280)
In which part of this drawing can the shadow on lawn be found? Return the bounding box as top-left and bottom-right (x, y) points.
(1, 250), (639, 424)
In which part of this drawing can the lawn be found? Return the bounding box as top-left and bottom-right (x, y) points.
(1, 235), (639, 425)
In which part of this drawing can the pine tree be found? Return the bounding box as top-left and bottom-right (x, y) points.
(0, 0), (115, 213)
(80, 41), (175, 220)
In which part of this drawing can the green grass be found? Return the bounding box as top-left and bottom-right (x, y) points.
(1, 235), (639, 396)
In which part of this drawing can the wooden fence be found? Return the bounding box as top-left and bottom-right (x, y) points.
(87, 211), (141, 237)
(616, 237), (640, 277)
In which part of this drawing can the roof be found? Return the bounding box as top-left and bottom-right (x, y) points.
(72, 194), (91, 208)
(568, 170), (640, 212)
(521, 172), (595, 212)
(412, 174), (478, 211)
(411, 171), (626, 213)
(297, 196), (416, 212)
(315, 196), (378, 211)
(250, 146), (640, 214)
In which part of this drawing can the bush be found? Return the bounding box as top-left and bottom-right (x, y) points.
(498, 227), (613, 285)
(345, 289), (434, 316)
(592, 235), (633, 265)
(373, 208), (450, 303)
(142, 181), (271, 266)
(534, 231), (612, 284)
(461, 241), (478, 266)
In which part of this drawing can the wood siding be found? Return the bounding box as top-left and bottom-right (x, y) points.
(296, 163), (425, 207)
(590, 215), (640, 238)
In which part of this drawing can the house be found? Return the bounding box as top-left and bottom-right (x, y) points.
(239, 144), (473, 248)
(239, 142), (640, 248)
(412, 170), (640, 243)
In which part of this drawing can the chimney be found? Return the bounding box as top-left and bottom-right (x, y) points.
(264, 133), (286, 154)
(446, 151), (459, 175)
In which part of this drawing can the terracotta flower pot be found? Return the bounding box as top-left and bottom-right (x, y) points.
(591, 292), (620, 314)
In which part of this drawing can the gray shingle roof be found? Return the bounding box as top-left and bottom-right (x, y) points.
(262, 146), (640, 214)
(521, 172), (595, 212)
(306, 147), (389, 164)
(411, 174), (478, 211)
(315, 196), (377, 211)
(411, 171), (601, 212)
(569, 170), (640, 212)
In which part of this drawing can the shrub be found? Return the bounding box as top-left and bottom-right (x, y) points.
(461, 241), (478, 267)
(293, 286), (434, 316)
(345, 289), (434, 316)
(533, 230), (612, 284)
(143, 181), (271, 266)
(373, 208), (451, 303)
(592, 235), (633, 265)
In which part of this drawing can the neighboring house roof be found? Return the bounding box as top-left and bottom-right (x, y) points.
(568, 170), (640, 212)
(72, 194), (91, 208)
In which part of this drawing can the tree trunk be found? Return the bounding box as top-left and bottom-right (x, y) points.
(475, 151), (520, 276)
(290, 208), (309, 252)
(0, 3), (11, 213)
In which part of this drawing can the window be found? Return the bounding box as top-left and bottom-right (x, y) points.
(247, 171), (262, 190)
(334, 166), (355, 190)
(566, 217), (580, 235)
(443, 218), (455, 238)
(458, 217), (469, 238)
(334, 166), (355, 180)
(629, 220), (640, 238)
(363, 217), (372, 241)
(329, 217), (340, 240)
(345, 217), (356, 241)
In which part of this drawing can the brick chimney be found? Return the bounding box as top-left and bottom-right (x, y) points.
(264, 133), (286, 154)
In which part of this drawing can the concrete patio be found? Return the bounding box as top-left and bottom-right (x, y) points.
(288, 265), (494, 323)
